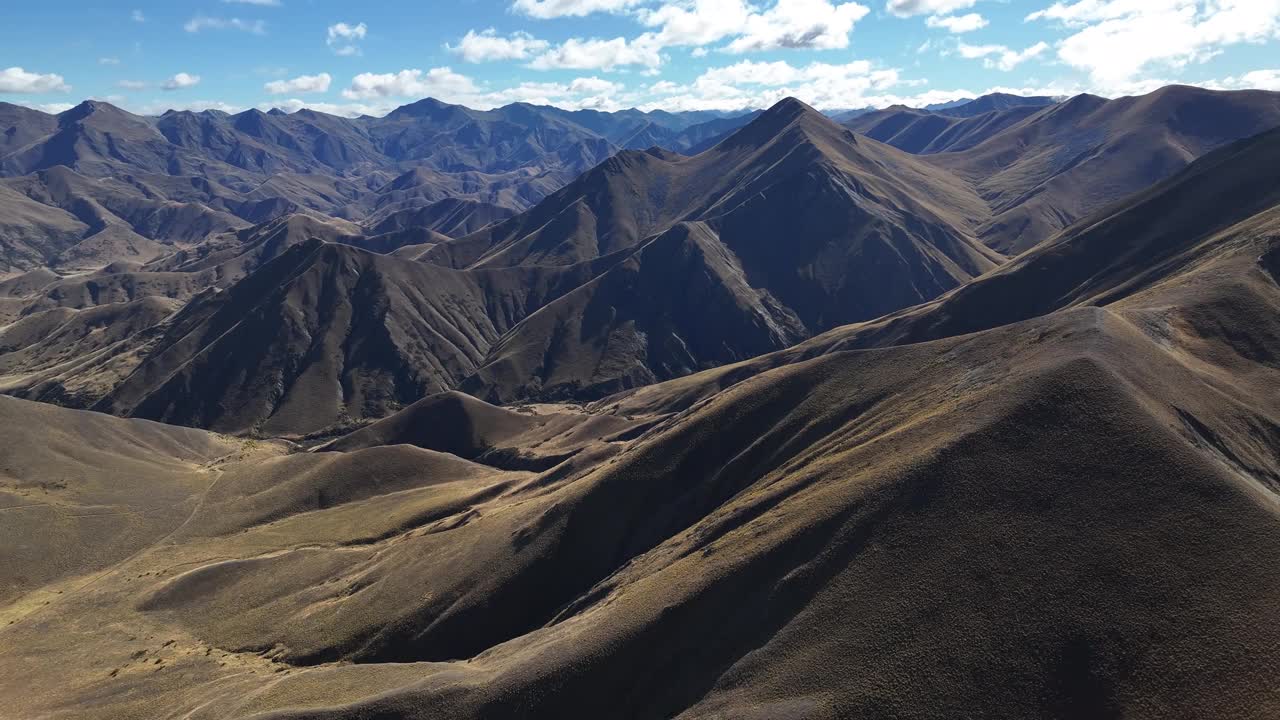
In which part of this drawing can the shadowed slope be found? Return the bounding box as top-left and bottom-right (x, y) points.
(443, 98), (1000, 400)
(464, 221), (808, 401)
(94, 241), (503, 435)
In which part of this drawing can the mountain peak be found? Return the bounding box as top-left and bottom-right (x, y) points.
(388, 96), (471, 121)
(58, 99), (127, 123)
(765, 96), (816, 120)
(716, 96), (837, 151)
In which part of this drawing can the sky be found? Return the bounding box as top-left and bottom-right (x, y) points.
(3, 0), (1280, 118)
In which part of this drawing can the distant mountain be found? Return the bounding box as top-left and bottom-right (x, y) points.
(927, 85), (1280, 253)
(844, 103), (1045, 154)
(842, 93), (1061, 155)
(449, 98), (999, 401)
(0, 164), (247, 273)
(934, 93), (1059, 118)
(0, 97), (1003, 425)
(832, 121), (1280, 350)
(0, 99), (761, 273)
(825, 107), (876, 123)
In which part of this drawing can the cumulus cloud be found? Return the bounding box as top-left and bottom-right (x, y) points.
(332, 66), (632, 111)
(639, 0), (754, 47)
(645, 58), (906, 110)
(885, 0), (977, 17)
(528, 35), (664, 70)
(19, 101), (75, 114)
(512, 0), (646, 18)
(0, 67), (71, 93)
(480, 77), (630, 109)
(957, 41), (1049, 71)
(264, 72), (332, 94)
(643, 67), (1077, 111)
(327, 22), (368, 56)
(162, 72), (202, 91)
(726, 0), (870, 52)
(1215, 68), (1280, 91)
(1027, 0), (1280, 92)
(184, 16), (267, 34)
(925, 13), (988, 32)
(341, 67), (481, 100)
(636, 0), (870, 53)
(448, 29), (550, 62)
(136, 99), (245, 115)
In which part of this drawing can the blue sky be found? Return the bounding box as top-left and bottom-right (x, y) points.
(3, 0), (1279, 117)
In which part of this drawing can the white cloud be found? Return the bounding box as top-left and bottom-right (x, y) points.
(957, 41), (1049, 71)
(643, 70), (1077, 111)
(512, 0), (645, 18)
(1027, 0), (1280, 93)
(886, 0), (977, 17)
(528, 35), (664, 70)
(116, 80), (148, 90)
(18, 101), (75, 114)
(482, 77), (630, 109)
(341, 67), (481, 100)
(925, 13), (988, 32)
(184, 16), (267, 34)
(258, 98), (393, 117)
(1216, 68), (1280, 91)
(327, 22), (367, 56)
(639, 0), (754, 46)
(0, 67), (71, 93)
(332, 67), (632, 111)
(726, 0), (870, 52)
(264, 72), (332, 94)
(99, 57), (121, 65)
(569, 76), (624, 94)
(647, 58), (906, 110)
(162, 72), (202, 91)
(136, 99), (245, 115)
(131, 9), (145, 22)
(637, 0), (869, 53)
(448, 29), (550, 62)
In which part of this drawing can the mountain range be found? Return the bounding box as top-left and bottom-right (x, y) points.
(2, 84), (1280, 719)
(2, 81), (1280, 717)
(0, 98), (756, 273)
